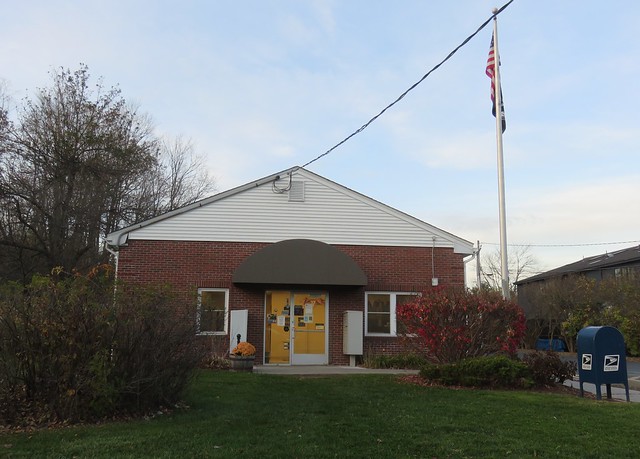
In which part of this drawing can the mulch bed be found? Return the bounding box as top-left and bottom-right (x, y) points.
(397, 374), (598, 399)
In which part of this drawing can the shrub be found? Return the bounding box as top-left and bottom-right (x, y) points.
(107, 282), (205, 414)
(200, 335), (231, 370)
(420, 355), (530, 388)
(0, 266), (205, 426)
(419, 353), (577, 390)
(397, 287), (526, 364)
(364, 353), (427, 370)
(522, 351), (576, 387)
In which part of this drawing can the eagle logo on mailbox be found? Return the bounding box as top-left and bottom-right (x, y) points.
(604, 355), (619, 372)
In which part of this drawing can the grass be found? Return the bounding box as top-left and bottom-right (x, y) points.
(2, 370), (640, 458)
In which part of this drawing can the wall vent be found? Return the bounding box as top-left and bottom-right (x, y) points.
(288, 181), (305, 202)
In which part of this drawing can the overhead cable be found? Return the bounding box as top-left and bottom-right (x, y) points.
(301, 0), (516, 169)
(483, 240), (640, 248)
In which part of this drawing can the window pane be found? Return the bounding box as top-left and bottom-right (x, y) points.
(366, 293), (391, 334)
(200, 290), (226, 333)
(368, 294), (390, 312)
(367, 313), (390, 334)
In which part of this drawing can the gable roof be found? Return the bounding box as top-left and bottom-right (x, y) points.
(106, 166), (473, 254)
(515, 245), (640, 285)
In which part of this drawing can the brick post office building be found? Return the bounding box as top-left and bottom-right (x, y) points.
(106, 167), (473, 366)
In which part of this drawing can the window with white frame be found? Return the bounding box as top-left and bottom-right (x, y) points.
(365, 292), (416, 336)
(197, 288), (229, 335)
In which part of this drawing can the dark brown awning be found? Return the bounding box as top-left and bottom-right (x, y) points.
(232, 239), (367, 286)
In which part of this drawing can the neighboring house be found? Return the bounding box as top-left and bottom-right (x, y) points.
(106, 166), (473, 366)
(516, 245), (640, 351)
(516, 245), (640, 316)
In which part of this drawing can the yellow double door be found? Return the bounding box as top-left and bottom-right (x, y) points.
(265, 291), (328, 365)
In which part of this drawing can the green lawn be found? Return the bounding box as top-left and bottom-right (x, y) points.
(2, 370), (640, 458)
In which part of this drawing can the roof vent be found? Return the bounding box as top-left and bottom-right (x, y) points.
(288, 181), (305, 202)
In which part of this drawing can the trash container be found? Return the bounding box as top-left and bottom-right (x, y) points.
(535, 337), (567, 352)
(577, 326), (629, 401)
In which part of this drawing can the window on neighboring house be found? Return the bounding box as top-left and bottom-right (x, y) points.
(615, 266), (639, 280)
(365, 292), (416, 336)
(197, 288), (229, 335)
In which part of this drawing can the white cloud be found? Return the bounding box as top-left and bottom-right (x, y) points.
(513, 176), (640, 242)
(453, 173), (640, 285)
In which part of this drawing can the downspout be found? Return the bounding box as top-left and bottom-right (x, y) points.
(431, 237), (438, 287)
(104, 243), (119, 283)
(104, 243), (120, 306)
(462, 241), (481, 290)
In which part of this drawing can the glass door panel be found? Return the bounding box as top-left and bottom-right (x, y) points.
(264, 291), (291, 364)
(264, 291), (328, 365)
(291, 293), (327, 365)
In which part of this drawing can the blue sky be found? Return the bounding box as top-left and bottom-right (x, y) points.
(2, 0), (639, 284)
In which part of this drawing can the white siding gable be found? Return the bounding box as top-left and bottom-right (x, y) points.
(111, 168), (472, 254)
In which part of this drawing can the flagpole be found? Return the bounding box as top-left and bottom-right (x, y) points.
(492, 9), (510, 299)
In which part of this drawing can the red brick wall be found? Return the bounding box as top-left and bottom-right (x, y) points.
(116, 240), (466, 365)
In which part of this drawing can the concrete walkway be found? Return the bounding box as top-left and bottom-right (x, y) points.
(254, 365), (640, 402)
(254, 365), (418, 376)
(564, 378), (640, 402)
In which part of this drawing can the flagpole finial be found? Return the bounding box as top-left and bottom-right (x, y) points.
(492, 7), (498, 14)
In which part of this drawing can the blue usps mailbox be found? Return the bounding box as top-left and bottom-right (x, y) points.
(577, 326), (629, 401)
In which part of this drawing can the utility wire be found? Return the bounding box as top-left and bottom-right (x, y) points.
(483, 240), (640, 248)
(301, 0), (516, 169)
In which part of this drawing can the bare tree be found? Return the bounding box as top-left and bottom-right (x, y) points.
(159, 136), (216, 211)
(124, 136), (216, 219)
(519, 276), (578, 349)
(480, 245), (538, 292)
(0, 79), (8, 130)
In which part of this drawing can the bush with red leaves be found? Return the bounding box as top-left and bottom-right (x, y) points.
(397, 287), (526, 364)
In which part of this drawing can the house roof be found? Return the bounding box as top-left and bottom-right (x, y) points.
(515, 245), (640, 285)
(106, 166), (473, 254)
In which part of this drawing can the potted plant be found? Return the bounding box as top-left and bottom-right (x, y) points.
(229, 341), (256, 371)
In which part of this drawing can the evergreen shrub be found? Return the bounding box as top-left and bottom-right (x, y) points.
(420, 356), (531, 388)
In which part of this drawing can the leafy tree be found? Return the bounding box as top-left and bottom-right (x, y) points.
(0, 65), (215, 280)
(523, 271), (640, 354)
(520, 276), (580, 349)
(561, 274), (640, 354)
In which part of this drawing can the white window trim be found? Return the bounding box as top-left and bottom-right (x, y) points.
(197, 288), (229, 336)
(365, 291), (416, 337)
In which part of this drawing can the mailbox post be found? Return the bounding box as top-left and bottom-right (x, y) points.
(577, 326), (630, 402)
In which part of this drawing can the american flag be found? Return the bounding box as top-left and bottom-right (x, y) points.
(486, 33), (506, 133)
